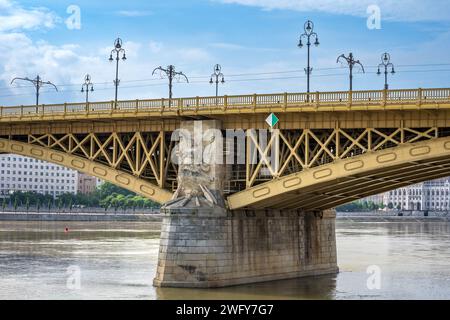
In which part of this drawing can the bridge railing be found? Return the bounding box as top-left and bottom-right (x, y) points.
(1, 87), (450, 119)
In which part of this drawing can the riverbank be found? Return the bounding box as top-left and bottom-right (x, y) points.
(0, 211), (163, 221)
(336, 216), (450, 222)
(336, 210), (450, 222)
(1, 211), (449, 222)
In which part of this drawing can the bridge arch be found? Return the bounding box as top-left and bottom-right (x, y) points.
(0, 138), (173, 204)
(227, 136), (450, 211)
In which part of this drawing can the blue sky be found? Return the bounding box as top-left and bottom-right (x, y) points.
(0, 0), (449, 106)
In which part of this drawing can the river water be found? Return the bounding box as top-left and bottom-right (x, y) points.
(0, 220), (449, 300)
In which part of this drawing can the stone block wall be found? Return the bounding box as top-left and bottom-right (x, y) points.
(153, 209), (338, 288)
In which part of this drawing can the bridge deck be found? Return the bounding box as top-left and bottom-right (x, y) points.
(1, 88), (449, 123)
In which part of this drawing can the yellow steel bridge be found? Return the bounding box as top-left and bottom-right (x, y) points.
(1, 87), (450, 211)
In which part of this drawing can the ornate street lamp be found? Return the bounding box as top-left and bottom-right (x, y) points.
(109, 37), (126, 107)
(209, 64), (225, 97)
(377, 52), (395, 90)
(298, 20), (319, 95)
(81, 74), (94, 103)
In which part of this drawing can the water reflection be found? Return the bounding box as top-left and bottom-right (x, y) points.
(156, 274), (337, 300)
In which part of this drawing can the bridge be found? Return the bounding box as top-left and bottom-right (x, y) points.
(1, 87), (450, 287)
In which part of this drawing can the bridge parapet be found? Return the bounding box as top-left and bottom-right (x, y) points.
(1, 88), (449, 122)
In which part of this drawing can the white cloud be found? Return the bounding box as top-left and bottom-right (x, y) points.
(209, 42), (246, 50)
(149, 41), (163, 53)
(177, 48), (212, 62)
(0, 21), (216, 105)
(215, 0), (450, 22)
(0, 0), (60, 31)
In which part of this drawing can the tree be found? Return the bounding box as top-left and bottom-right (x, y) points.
(387, 202), (394, 209)
(96, 182), (133, 200)
(100, 194), (115, 210)
(2, 182), (160, 213)
(13, 198), (18, 211)
(115, 194), (126, 212)
(144, 198), (156, 209)
(2, 198), (6, 211)
(57, 198), (63, 212)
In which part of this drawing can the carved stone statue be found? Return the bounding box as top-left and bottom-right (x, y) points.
(161, 120), (226, 213)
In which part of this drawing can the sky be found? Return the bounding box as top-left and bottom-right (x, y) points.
(0, 0), (449, 106)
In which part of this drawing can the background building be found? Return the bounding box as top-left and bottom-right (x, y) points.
(382, 178), (450, 211)
(0, 154), (78, 198)
(360, 178), (450, 211)
(77, 173), (97, 195)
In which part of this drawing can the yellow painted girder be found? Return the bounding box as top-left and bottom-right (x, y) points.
(0, 138), (173, 204)
(227, 136), (450, 210)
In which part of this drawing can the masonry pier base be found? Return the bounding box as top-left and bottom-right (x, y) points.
(153, 208), (338, 288)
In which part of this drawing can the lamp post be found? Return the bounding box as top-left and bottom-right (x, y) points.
(209, 64), (225, 97)
(377, 52), (395, 90)
(109, 37), (126, 108)
(298, 20), (319, 95)
(336, 52), (365, 91)
(81, 74), (94, 103)
(152, 65), (189, 108)
(10, 75), (58, 112)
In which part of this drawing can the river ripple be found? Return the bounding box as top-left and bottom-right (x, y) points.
(0, 220), (449, 300)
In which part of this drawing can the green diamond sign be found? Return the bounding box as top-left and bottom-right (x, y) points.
(265, 113), (279, 128)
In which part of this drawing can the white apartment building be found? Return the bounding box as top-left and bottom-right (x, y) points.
(383, 178), (450, 211)
(0, 154), (78, 198)
(360, 178), (450, 211)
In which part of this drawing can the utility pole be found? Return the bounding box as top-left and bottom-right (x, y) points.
(11, 75), (58, 112)
(298, 20), (320, 95)
(152, 65), (189, 108)
(81, 74), (94, 103)
(109, 38), (126, 108)
(336, 52), (365, 91)
(377, 52), (395, 90)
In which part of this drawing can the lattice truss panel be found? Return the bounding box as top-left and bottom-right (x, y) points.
(242, 127), (442, 188)
(21, 132), (177, 188)
(4, 127), (448, 194)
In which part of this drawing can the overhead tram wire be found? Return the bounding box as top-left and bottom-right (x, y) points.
(3, 62), (450, 92)
(2, 67), (450, 99)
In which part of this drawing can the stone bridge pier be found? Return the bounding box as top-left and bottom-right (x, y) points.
(153, 120), (338, 288)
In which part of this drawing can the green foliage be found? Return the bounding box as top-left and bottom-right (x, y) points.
(2, 182), (159, 211)
(336, 200), (384, 212)
(57, 198), (63, 210)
